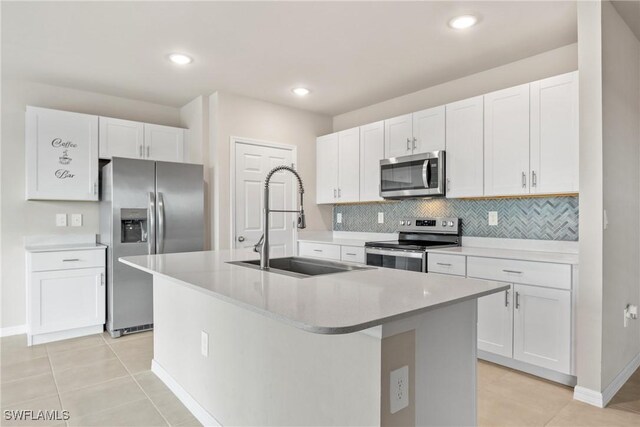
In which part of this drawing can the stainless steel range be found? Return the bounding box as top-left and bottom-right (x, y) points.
(365, 217), (461, 272)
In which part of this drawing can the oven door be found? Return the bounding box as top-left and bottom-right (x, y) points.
(380, 151), (445, 198)
(365, 247), (426, 272)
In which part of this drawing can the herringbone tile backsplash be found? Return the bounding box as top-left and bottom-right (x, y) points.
(333, 196), (579, 241)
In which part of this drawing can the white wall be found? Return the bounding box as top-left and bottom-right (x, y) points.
(0, 80), (181, 330)
(209, 92), (333, 250)
(333, 43), (578, 131)
(601, 0), (640, 389)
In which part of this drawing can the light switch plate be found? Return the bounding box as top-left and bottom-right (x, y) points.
(488, 211), (498, 226)
(55, 214), (67, 227)
(390, 365), (409, 414)
(71, 214), (83, 227)
(337, 213), (343, 224)
(378, 212), (384, 224)
(201, 331), (209, 357)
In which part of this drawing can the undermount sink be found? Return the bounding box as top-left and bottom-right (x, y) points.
(229, 257), (372, 278)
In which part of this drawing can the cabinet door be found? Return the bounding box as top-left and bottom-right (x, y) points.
(484, 84), (530, 196)
(412, 105), (445, 154)
(530, 71), (579, 194)
(477, 284), (513, 358)
(316, 133), (339, 204)
(359, 121), (385, 202)
(26, 107), (99, 201)
(384, 114), (412, 158)
(98, 117), (144, 160)
(337, 128), (360, 202)
(144, 124), (185, 162)
(445, 97), (484, 198)
(513, 284), (571, 374)
(29, 268), (105, 335)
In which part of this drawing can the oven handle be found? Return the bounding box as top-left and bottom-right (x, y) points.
(365, 247), (426, 259)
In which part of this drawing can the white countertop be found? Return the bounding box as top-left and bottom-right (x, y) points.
(426, 246), (579, 265)
(25, 242), (107, 253)
(120, 250), (508, 335)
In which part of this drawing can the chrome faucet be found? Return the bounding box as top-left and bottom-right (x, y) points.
(254, 165), (306, 269)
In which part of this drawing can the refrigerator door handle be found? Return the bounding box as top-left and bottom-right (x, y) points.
(148, 192), (156, 255)
(157, 192), (166, 254)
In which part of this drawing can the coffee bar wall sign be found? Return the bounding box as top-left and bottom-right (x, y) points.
(26, 106), (99, 201)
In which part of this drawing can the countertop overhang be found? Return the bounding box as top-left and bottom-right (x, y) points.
(120, 250), (508, 335)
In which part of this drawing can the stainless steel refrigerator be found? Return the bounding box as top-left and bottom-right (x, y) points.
(100, 157), (204, 337)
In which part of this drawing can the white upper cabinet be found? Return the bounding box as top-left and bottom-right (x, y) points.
(99, 117), (144, 160)
(384, 114), (412, 158)
(316, 133), (339, 204)
(143, 124), (184, 162)
(26, 107), (99, 201)
(337, 128), (360, 202)
(445, 96), (484, 198)
(484, 84), (530, 197)
(412, 105), (445, 154)
(530, 71), (579, 194)
(360, 121), (385, 202)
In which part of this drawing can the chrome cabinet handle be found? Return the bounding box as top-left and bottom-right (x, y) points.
(515, 291), (520, 309)
(446, 178), (451, 193)
(505, 289), (510, 307)
(139, 145), (143, 158)
(334, 188), (337, 198)
(532, 171), (537, 187)
(313, 249), (323, 253)
(148, 192), (156, 255)
(522, 172), (526, 188)
(346, 252), (357, 256)
(338, 188), (341, 197)
(94, 181), (98, 195)
(406, 138), (411, 150)
(157, 192), (165, 254)
(436, 262), (452, 266)
(238, 236), (245, 242)
(62, 258), (80, 262)
(502, 269), (523, 274)
(412, 137), (417, 150)
(146, 146), (150, 158)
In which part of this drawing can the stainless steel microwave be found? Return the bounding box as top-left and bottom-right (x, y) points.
(380, 151), (445, 199)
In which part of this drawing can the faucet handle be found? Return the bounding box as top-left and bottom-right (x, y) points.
(254, 234), (264, 253)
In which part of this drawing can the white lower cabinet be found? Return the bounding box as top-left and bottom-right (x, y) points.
(513, 284), (571, 374)
(477, 284), (513, 358)
(298, 241), (366, 264)
(27, 248), (106, 345)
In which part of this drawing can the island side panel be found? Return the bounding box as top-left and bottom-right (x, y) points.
(381, 299), (478, 426)
(152, 275), (383, 426)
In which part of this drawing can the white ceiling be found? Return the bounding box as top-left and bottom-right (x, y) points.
(2, 1), (577, 116)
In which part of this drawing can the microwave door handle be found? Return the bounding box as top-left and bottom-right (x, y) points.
(422, 160), (430, 188)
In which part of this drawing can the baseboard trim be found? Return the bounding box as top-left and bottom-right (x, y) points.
(0, 325), (26, 337)
(478, 350), (576, 386)
(28, 325), (103, 346)
(151, 359), (221, 427)
(573, 352), (640, 408)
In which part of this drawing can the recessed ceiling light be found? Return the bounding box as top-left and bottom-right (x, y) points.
(292, 87), (310, 96)
(168, 53), (193, 65)
(448, 15), (478, 30)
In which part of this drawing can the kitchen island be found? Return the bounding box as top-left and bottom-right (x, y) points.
(120, 250), (507, 426)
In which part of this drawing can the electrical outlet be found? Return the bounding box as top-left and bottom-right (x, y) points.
(390, 365), (409, 414)
(201, 331), (209, 357)
(55, 214), (67, 227)
(71, 214), (83, 227)
(337, 213), (343, 224)
(488, 211), (498, 226)
(378, 212), (384, 224)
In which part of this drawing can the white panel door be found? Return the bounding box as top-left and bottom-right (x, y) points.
(445, 96), (484, 198)
(412, 105), (445, 154)
(234, 142), (295, 257)
(26, 106), (99, 201)
(316, 133), (339, 204)
(384, 114), (412, 158)
(477, 284), (513, 358)
(98, 117), (144, 160)
(30, 268), (105, 334)
(359, 121), (385, 202)
(513, 284), (571, 374)
(143, 124), (185, 162)
(337, 127), (360, 202)
(530, 71), (579, 194)
(484, 84), (530, 196)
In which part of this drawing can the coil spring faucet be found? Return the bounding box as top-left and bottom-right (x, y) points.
(254, 165), (306, 269)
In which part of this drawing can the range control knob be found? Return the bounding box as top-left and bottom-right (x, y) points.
(406, 220), (412, 226)
(441, 221), (447, 227)
(400, 220), (406, 226)
(448, 221), (455, 227)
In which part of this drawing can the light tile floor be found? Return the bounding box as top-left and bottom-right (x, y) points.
(2, 332), (640, 426)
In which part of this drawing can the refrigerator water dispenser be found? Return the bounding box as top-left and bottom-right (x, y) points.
(120, 208), (148, 243)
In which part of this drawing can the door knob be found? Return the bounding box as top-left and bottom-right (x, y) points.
(238, 236), (245, 242)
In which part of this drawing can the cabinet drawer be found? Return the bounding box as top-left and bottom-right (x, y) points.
(428, 253), (466, 276)
(298, 242), (341, 261)
(467, 256), (571, 290)
(30, 249), (105, 272)
(341, 246), (365, 264)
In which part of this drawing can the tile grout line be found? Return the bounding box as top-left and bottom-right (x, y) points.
(44, 342), (68, 427)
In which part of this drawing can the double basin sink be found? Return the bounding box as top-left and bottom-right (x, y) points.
(229, 256), (371, 278)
